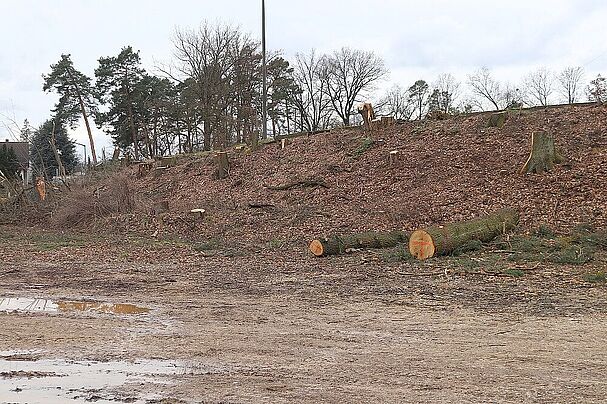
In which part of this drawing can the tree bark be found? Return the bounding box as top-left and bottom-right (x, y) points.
(409, 209), (519, 260)
(215, 151), (229, 179)
(66, 67), (98, 165)
(310, 231), (409, 257)
(521, 130), (564, 174)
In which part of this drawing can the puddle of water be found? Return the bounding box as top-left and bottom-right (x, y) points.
(0, 352), (198, 404)
(0, 298), (150, 315)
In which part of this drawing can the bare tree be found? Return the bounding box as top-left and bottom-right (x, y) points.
(468, 67), (502, 110)
(290, 50), (332, 132)
(323, 47), (388, 126)
(432, 73), (460, 113)
(377, 85), (414, 120)
(164, 23), (257, 150)
(557, 66), (585, 104)
(524, 67), (554, 106)
(503, 83), (524, 108)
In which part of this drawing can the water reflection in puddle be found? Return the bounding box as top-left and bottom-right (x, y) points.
(0, 298), (150, 315)
(0, 353), (196, 404)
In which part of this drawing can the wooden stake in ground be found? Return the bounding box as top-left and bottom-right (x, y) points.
(310, 231), (409, 257)
(215, 152), (230, 179)
(409, 209), (519, 260)
(520, 130), (564, 174)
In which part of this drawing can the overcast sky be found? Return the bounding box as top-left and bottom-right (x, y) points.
(1, 0), (606, 159)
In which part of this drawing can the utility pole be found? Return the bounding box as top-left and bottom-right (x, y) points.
(261, 0), (268, 140)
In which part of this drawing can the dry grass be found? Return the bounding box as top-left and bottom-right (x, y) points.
(52, 173), (135, 227)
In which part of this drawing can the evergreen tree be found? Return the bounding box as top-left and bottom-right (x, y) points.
(267, 56), (298, 136)
(427, 88), (456, 115)
(408, 80), (429, 120)
(587, 74), (607, 103)
(30, 119), (77, 179)
(136, 74), (179, 157)
(0, 145), (20, 179)
(43, 54), (98, 164)
(20, 119), (33, 142)
(95, 46), (146, 159)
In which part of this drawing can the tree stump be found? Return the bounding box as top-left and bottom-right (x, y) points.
(488, 112), (508, 128)
(357, 103), (376, 131)
(310, 231), (409, 257)
(160, 156), (177, 168)
(190, 208), (206, 220)
(389, 150), (399, 166)
(153, 200), (169, 216)
(215, 152), (230, 179)
(137, 162), (153, 177)
(409, 209), (519, 260)
(520, 130), (564, 174)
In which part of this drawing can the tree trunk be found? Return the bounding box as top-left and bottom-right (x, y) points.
(49, 122), (66, 179)
(409, 209), (519, 260)
(310, 231), (409, 257)
(521, 130), (564, 174)
(66, 67), (98, 165)
(203, 120), (211, 151)
(215, 151), (229, 179)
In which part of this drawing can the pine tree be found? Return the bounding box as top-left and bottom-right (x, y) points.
(267, 57), (298, 136)
(30, 119), (77, 179)
(95, 46), (146, 160)
(43, 54), (98, 164)
(0, 145), (20, 179)
(587, 74), (607, 103)
(408, 80), (429, 120)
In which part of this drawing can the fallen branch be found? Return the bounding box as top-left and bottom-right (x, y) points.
(248, 202), (276, 209)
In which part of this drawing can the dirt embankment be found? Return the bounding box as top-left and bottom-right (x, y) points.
(45, 104), (607, 242)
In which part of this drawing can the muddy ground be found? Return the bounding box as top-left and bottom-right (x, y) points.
(1, 227), (607, 403)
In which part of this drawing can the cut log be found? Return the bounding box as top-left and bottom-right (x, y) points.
(215, 152), (230, 179)
(488, 112), (508, 128)
(310, 231), (409, 257)
(520, 130), (564, 174)
(409, 209), (519, 260)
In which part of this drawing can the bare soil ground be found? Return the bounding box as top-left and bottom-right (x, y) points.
(1, 105), (606, 402)
(2, 228), (607, 403)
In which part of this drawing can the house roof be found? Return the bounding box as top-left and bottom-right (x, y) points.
(2, 140), (29, 169)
